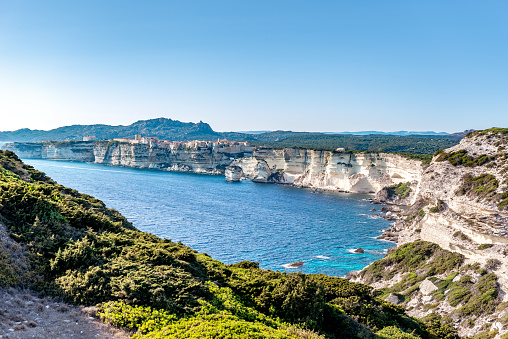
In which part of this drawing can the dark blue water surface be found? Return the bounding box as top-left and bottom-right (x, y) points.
(22, 159), (395, 276)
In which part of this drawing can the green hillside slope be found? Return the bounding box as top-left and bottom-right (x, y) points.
(0, 150), (456, 338)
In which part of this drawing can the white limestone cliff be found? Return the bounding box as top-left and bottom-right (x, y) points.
(360, 129), (508, 338)
(3, 141), (236, 174)
(4, 142), (423, 198)
(231, 148), (422, 198)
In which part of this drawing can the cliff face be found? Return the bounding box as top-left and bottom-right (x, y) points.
(351, 129), (508, 338)
(232, 148), (422, 197)
(395, 129), (508, 247)
(4, 141), (96, 162)
(3, 141), (235, 174)
(4, 142), (424, 196)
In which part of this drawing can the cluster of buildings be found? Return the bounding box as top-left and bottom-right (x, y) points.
(84, 135), (254, 153)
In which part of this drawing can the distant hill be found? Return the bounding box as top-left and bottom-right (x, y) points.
(0, 118), (220, 142)
(0, 117), (465, 154)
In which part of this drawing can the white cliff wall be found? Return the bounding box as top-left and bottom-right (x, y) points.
(4, 142), (423, 195)
(388, 130), (508, 303)
(3, 141), (235, 174)
(232, 149), (423, 196)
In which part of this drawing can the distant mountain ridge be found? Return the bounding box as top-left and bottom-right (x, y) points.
(0, 118), (220, 142)
(0, 117), (463, 142)
(0, 117), (465, 154)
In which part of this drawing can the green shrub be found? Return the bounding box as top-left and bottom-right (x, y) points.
(387, 182), (412, 200)
(376, 326), (422, 339)
(456, 174), (500, 203)
(429, 200), (446, 213)
(435, 150), (495, 167)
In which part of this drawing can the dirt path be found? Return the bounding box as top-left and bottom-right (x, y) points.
(0, 288), (131, 339)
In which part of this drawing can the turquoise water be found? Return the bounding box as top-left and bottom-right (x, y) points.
(22, 159), (395, 277)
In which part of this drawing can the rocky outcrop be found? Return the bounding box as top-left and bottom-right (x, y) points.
(231, 148), (423, 198)
(225, 166), (243, 182)
(391, 129), (508, 261)
(354, 129), (508, 338)
(2, 141), (237, 174)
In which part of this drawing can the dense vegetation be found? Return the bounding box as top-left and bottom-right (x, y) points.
(466, 128), (508, 139)
(456, 174), (508, 211)
(0, 150), (456, 338)
(386, 182), (412, 200)
(434, 150), (496, 167)
(250, 134), (459, 155)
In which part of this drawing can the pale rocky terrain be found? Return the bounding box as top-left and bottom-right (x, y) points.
(3, 141), (237, 174)
(231, 148), (423, 196)
(4, 141), (424, 195)
(353, 129), (508, 338)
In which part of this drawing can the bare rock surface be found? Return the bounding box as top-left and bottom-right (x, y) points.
(233, 149), (423, 195)
(385, 294), (401, 305)
(419, 278), (438, 295)
(353, 130), (508, 338)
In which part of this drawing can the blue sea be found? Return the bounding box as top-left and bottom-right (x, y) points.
(21, 158), (395, 277)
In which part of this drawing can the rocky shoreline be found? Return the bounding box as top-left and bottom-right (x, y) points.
(3, 141), (424, 196)
(349, 129), (508, 338)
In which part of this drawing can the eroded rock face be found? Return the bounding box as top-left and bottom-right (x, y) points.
(380, 129), (508, 305)
(352, 130), (508, 338)
(398, 130), (508, 246)
(3, 141), (234, 174)
(232, 149), (422, 197)
(3, 142), (423, 198)
(3, 142), (96, 161)
(225, 166), (243, 182)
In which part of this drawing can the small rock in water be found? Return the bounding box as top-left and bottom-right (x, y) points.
(354, 248), (365, 254)
(370, 208), (376, 211)
(287, 261), (304, 267)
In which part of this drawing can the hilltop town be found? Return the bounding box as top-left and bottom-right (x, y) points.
(89, 134), (255, 154)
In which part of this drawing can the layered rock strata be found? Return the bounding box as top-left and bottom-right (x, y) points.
(352, 129), (508, 338)
(231, 148), (422, 199)
(3, 141), (240, 175)
(4, 142), (424, 197)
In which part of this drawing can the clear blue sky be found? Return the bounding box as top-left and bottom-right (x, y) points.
(1, 1), (507, 133)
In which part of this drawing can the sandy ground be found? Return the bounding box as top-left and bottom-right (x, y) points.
(0, 288), (132, 339)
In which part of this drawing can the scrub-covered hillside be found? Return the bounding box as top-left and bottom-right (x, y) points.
(0, 150), (455, 338)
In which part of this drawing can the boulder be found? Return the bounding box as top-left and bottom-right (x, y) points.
(287, 261), (304, 268)
(354, 248), (365, 254)
(419, 278), (439, 295)
(385, 294), (401, 305)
